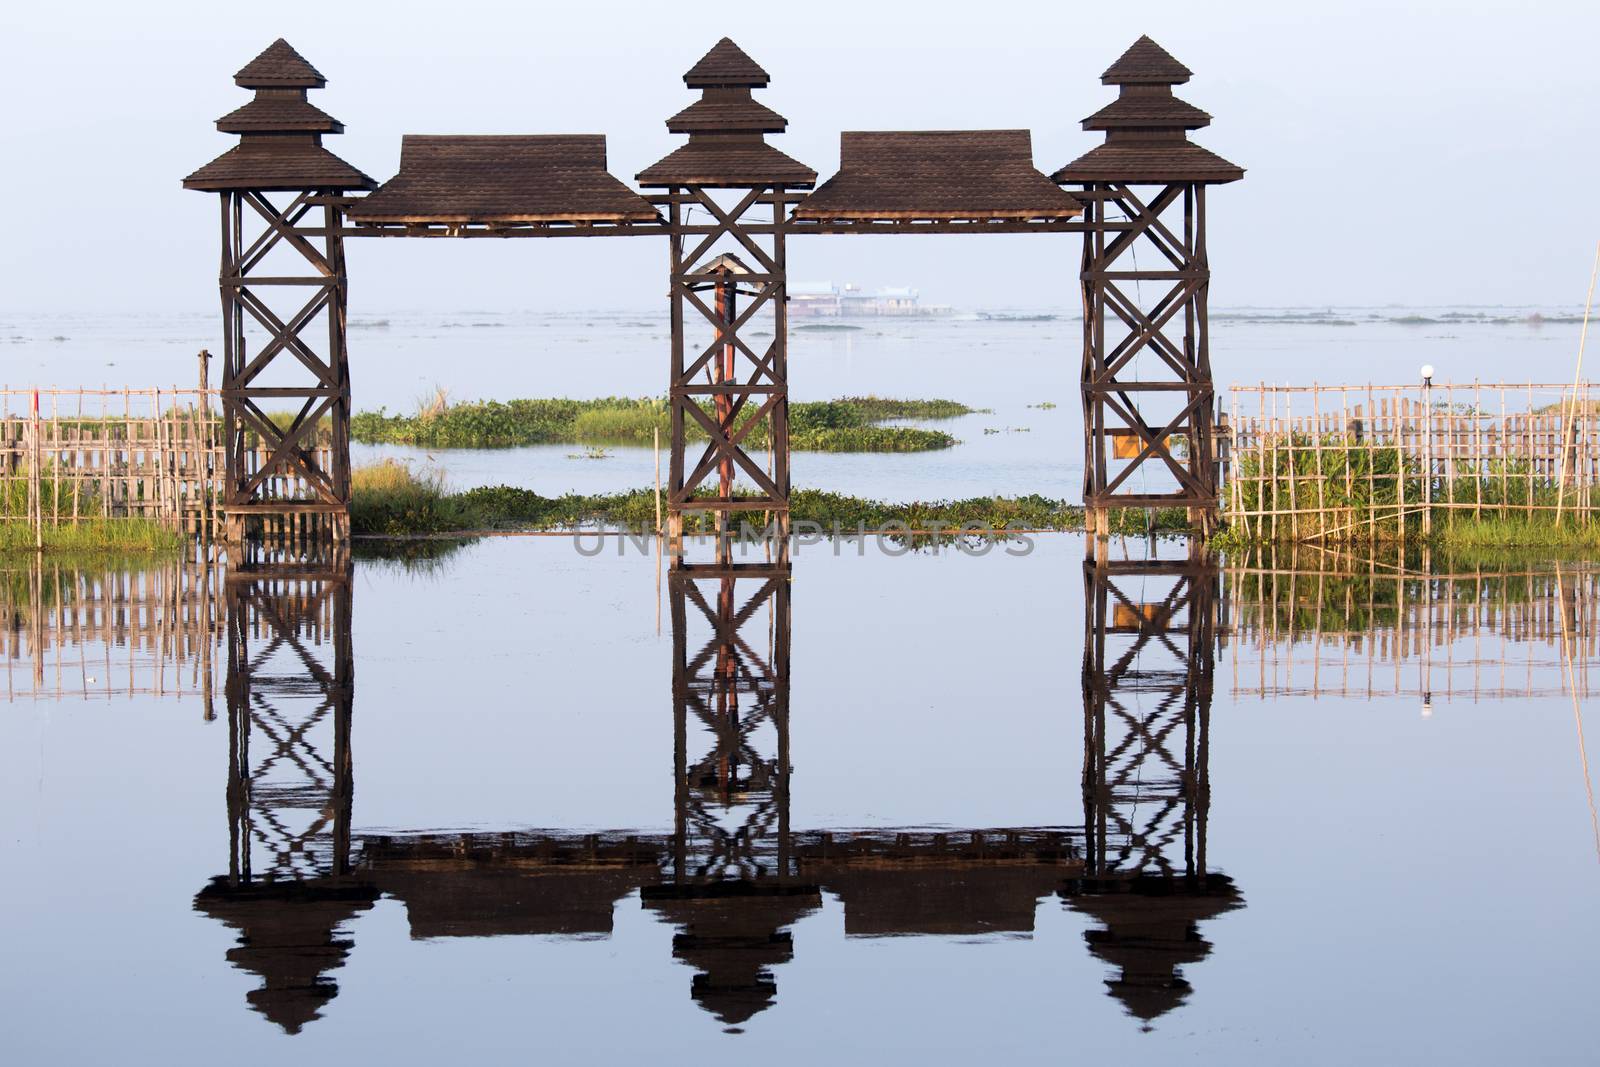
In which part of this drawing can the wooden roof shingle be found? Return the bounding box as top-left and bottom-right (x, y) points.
(637, 140), (816, 188)
(794, 131), (1081, 220)
(667, 96), (787, 134)
(217, 93), (343, 134)
(684, 38), (769, 87)
(1101, 35), (1191, 85)
(1052, 142), (1243, 184)
(235, 39), (326, 89)
(1083, 93), (1210, 132)
(183, 142), (375, 192)
(350, 135), (660, 223)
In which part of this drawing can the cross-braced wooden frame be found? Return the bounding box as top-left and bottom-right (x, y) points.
(1079, 182), (1216, 531)
(218, 189), (353, 542)
(659, 187), (800, 564)
(1081, 556), (1216, 881)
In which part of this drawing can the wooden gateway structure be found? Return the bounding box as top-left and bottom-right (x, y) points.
(185, 36), (1244, 549)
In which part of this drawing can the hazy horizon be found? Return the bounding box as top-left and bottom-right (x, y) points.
(4, 0), (1598, 316)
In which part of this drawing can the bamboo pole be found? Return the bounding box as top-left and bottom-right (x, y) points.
(1423, 383), (1433, 539)
(1474, 380), (1483, 520)
(1312, 384), (1326, 538)
(31, 389), (42, 551)
(1558, 241), (1600, 525)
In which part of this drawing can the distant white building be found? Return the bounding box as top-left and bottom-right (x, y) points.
(789, 282), (951, 318)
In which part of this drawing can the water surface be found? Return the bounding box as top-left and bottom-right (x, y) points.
(2, 536), (1597, 1063)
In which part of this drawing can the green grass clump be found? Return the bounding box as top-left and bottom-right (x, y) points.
(1438, 515), (1600, 550)
(0, 518), (183, 553)
(349, 394), (973, 453)
(1, 467), (185, 554)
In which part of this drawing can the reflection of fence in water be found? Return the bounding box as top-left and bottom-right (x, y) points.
(0, 554), (221, 704)
(1224, 550), (1598, 701)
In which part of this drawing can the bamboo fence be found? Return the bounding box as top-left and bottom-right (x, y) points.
(0, 377), (334, 542)
(1224, 544), (1596, 702)
(1223, 381), (1600, 542)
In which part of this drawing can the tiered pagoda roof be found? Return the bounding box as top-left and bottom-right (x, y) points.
(1054, 36), (1243, 185)
(183, 39), (374, 192)
(638, 38), (816, 188)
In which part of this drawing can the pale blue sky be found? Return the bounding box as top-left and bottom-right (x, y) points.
(3, 0), (1596, 312)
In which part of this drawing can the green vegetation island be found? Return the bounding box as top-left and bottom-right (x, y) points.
(350, 394), (979, 453)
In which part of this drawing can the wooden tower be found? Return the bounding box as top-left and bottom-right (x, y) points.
(184, 40), (374, 543)
(638, 39), (816, 564)
(1057, 37), (1243, 535)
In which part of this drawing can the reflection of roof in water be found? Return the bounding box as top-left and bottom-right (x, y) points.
(193, 877), (378, 1034)
(358, 832), (661, 939)
(1063, 873), (1243, 1025)
(644, 884), (823, 1027)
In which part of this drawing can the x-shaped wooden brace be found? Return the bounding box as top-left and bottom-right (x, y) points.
(1098, 389), (1212, 496)
(1101, 184), (1190, 269)
(681, 187), (778, 274)
(233, 284), (338, 389)
(680, 281), (779, 384)
(237, 191), (333, 278)
(1097, 277), (1204, 383)
(677, 394), (785, 503)
(229, 394), (340, 502)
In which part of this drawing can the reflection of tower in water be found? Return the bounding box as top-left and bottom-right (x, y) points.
(644, 563), (818, 1030)
(193, 553), (375, 1034)
(183, 542), (1244, 1033)
(1066, 542), (1242, 1027)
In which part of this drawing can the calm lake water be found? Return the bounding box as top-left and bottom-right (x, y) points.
(3, 535), (1598, 1063)
(2, 307), (1590, 501)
